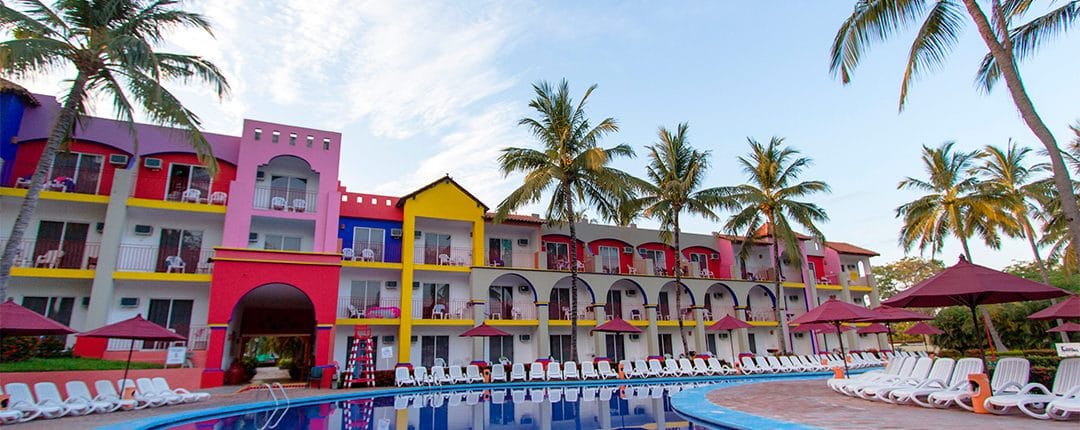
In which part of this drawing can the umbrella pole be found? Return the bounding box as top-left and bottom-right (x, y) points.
(119, 339), (134, 396)
(886, 324), (894, 351)
(836, 322), (849, 378)
(728, 329), (736, 364)
(969, 305), (987, 370)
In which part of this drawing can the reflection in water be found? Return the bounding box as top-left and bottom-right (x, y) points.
(163, 382), (718, 430)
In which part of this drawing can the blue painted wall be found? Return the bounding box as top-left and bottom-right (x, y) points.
(338, 217), (404, 263)
(0, 93), (28, 185)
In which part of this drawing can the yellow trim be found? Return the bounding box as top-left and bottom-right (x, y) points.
(112, 271), (212, 282)
(413, 263), (472, 273)
(534, 301), (549, 306)
(549, 320), (597, 327)
(316, 324), (335, 328)
(126, 197), (227, 213)
(657, 320), (696, 327)
(208, 324), (229, 328)
(850, 286), (873, 292)
(747, 321), (779, 327)
(211, 257), (341, 267)
(336, 318), (401, 326)
(10, 267), (94, 279)
(816, 284), (844, 291)
(411, 318), (473, 326)
(486, 319), (539, 327)
(341, 260), (403, 270)
(629, 320), (650, 327)
(213, 247), (341, 257)
(0, 187), (109, 204)
(781, 281), (805, 289)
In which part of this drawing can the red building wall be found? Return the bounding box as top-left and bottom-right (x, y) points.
(682, 245), (722, 275)
(541, 234), (587, 261)
(8, 139), (129, 193)
(130, 152), (236, 200)
(587, 238), (634, 270)
(637, 242), (675, 270)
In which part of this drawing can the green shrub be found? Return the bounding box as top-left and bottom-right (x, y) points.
(35, 336), (69, 358)
(1, 337), (38, 362)
(1029, 367), (1055, 387)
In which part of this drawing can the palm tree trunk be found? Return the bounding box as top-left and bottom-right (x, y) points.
(673, 210), (690, 356)
(0, 72), (89, 301)
(1024, 219), (1069, 342)
(563, 184), (579, 363)
(961, 0), (1080, 264)
(767, 216), (789, 354)
(959, 239), (1009, 352)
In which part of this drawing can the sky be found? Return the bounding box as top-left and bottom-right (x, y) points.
(15, 1), (1080, 270)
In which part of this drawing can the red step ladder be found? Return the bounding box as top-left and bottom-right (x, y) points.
(344, 325), (375, 388)
(341, 398), (375, 429)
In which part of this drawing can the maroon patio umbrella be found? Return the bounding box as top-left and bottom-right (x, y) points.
(883, 255), (1069, 365)
(1047, 322), (1080, 333)
(706, 315), (753, 362)
(856, 323), (890, 335)
(79, 315), (185, 396)
(459, 323), (511, 338)
(862, 305), (934, 350)
(905, 321), (945, 351)
(0, 299), (77, 337)
(789, 298), (878, 377)
(1027, 295), (1080, 320)
(591, 318), (643, 334)
(791, 322), (855, 333)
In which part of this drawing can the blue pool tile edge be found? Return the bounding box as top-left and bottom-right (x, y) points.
(670, 377), (824, 430)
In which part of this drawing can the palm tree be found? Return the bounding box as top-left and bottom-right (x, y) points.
(718, 137), (830, 354)
(494, 80), (638, 362)
(0, 0), (229, 301)
(830, 0), (1080, 263)
(896, 141), (1015, 351)
(635, 123), (723, 355)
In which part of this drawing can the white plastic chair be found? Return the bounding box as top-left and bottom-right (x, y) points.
(429, 366), (449, 385)
(852, 357), (932, 399)
(292, 198), (307, 212)
(622, 360), (642, 378)
(546, 362), (564, 380)
(874, 358), (956, 403)
(563, 361), (581, 380)
(180, 188), (201, 203)
(35, 250), (63, 268)
(164, 255), (186, 273)
(136, 378), (182, 405)
(693, 358), (712, 375)
(663, 359), (681, 376)
(510, 363), (528, 382)
(270, 196), (287, 210)
(678, 358), (697, 375)
(580, 361), (599, 380)
(646, 359), (664, 377)
(360, 248), (376, 261)
(448, 365), (467, 383)
(437, 254), (452, 265)
(430, 303), (446, 319)
(5, 383), (63, 420)
(342, 248), (355, 261)
(987, 357), (1080, 418)
(209, 191), (227, 205)
(490, 364), (508, 382)
(895, 358), (982, 406)
(626, 265), (637, 275)
(64, 381), (115, 414)
(395, 367), (416, 386)
(707, 357), (736, 375)
(153, 378), (209, 403)
(633, 360), (650, 378)
(529, 363), (546, 381)
(465, 365), (484, 383)
(93, 380), (139, 410)
(740, 356), (764, 374)
(598, 361), (618, 379)
(34, 382), (88, 416)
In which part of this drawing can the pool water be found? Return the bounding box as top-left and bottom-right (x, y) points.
(159, 382), (724, 430)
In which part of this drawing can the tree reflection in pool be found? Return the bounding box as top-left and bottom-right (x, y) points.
(161, 382), (721, 429)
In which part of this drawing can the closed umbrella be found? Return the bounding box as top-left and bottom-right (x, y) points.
(883, 255), (1068, 366)
(905, 321), (945, 351)
(706, 315), (753, 364)
(789, 298), (878, 377)
(79, 315), (184, 396)
(861, 305), (933, 350)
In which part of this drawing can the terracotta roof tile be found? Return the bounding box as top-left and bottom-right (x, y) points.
(484, 212), (545, 224)
(826, 241), (879, 257)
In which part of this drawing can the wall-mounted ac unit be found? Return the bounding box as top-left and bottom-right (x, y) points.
(793, 332), (805, 338)
(710, 253), (720, 260)
(519, 334), (531, 342)
(517, 238), (529, 247)
(411, 336), (418, 343)
(518, 285), (530, 293)
(414, 230), (423, 238)
(390, 228), (403, 239)
(712, 292), (724, 299)
(623, 246), (634, 254)
(718, 332), (729, 339)
(385, 281), (398, 289)
(95, 222), (105, 233)
(81, 297), (90, 308)
(625, 289), (636, 297)
(788, 295), (800, 302)
(248, 232), (259, 243)
(142, 157), (163, 169)
(108, 154), (130, 166)
(381, 336), (395, 344)
(133, 225), (153, 236)
(629, 334), (640, 341)
(255, 171), (266, 181)
(412, 281), (420, 290)
(119, 297), (139, 308)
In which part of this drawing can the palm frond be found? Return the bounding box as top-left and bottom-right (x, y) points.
(898, 0), (965, 111)
(829, 0), (926, 83)
(975, 0), (1080, 92)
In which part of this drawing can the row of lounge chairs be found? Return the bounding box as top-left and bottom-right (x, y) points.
(391, 383), (701, 409)
(829, 355), (1080, 421)
(737, 352), (883, 374)
(0, 378), (209, 424)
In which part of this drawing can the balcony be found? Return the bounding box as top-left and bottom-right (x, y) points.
(704, 306), (737, 321)
(605, 304), (646, 321)
(337, 297), (401, 319)
(3, 238), (101, 270)
(549, 306), (595, 321)
(107, 325), (209, 351)
(413, 246), (472, 266)
(486, 301), (537, 320)
(412, 299), (471, 320)
(482, 248), (538, 269)
(745, 309), (778, 322)
(658, 306), (693, 321)
(342, 242), (402, 264)
(115, 245), (215, 274)
(129, 176), (228, 207)
(253, 186), (318, 213)
(9, 167), (108, 196)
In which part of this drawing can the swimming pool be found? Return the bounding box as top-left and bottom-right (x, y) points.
(118, 373), (843, 430)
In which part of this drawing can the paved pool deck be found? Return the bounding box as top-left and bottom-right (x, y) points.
(693, 379), (1077, 429)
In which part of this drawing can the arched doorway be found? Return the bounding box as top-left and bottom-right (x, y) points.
(227, 283), (316, 382)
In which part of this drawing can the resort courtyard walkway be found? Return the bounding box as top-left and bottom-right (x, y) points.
(706, 379), (1076, 429)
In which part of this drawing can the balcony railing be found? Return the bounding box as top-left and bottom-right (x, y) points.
(486, 301), (537, 320)
(115, 244), (215, 274)
(9, 168), (107, 196)
(658, 306), (693, 321)
(606, 304), (646, 321)
(745, 309), (778, 322)
(549, 305), (595, 321)
(482, 248), (538, 269)
(107, 325), (209, 351)
(342, 242), (402, 263)
(338, 297), (401, 319)
(129, 176), (228, 206)
(704, 306), (737, 321)
(253, 186), (318, 213)
(412, 299), (471, 319)
(413, 246), (472, 266)
(2, 238), (101, 270)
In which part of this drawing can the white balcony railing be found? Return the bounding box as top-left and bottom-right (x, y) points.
(412, 298), (471, 319)
(486, 301), (537, 320)
(107, 325), (209, 351)
(482, 248), (538, 269)
(1, 238), (100, 270)
(115, 245), (215, 274)
(413, 246), (472, 266)
(337, 297), (401, 319)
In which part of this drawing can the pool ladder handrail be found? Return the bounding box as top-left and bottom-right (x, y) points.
(258, 383), (290, 430)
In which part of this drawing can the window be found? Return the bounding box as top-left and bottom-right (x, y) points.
(688, 252), (708, 268)
(49, 152), (103, 194)
(288, 133), (297, 146)
(271, 130), (280, 143)
(147, 299), (193, 349)
(22, 296), (74, 326)
(305, 135), (313, 148)
(269, 175), (308, 207)
(487, 238), (512, 267)
(642, 249), (666, 270)
(323, 138), (331, 150)
(350, 280), (381, 307)
(253, 128), (262, 140)
(549, 335), (572, 362)
(545, 242), (569, 268)
(606, 290), (623, 320)
(33, 221), (90, 269)
(421, 283), (449, 318)
(420, 336), (449, 367)
(598, 246), (619, 273)
(549, 288), (572, 320)
(489, 286), (513, 320)
(658, 334), (674, 357)
(156, 228), (203, 273)
(423, 233), (451, 264)
(166, 163), (212, 202)
(264, 235), (301, 251)
(352, 227), (386, 261)
(706, 333), (719, 357)
(605, 334), (626, 362)
(488, 335), (513, 363)
(658, 291), (670, 320)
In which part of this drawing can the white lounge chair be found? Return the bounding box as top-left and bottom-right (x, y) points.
(529, 363), (546, 381)
(766, 356), (790, 373)
(874, 358), (955, 403)
(800, 355), (828, 372)
(448, 365), (467, 383)
(427, 366), (447, 385)
(1046, 387), (1080, 420)
(623, 360), (643, 378)
(33, 382), (91, 416)
(4, 383), (62, 420)
(662, 359), (681, 377)
(894, 358), (982, 406)
(836, 357), (915, 396)
(598, 361), (619, 379)
(490, 364), (508, 382)
(693, 358), (712, 375)
(933, 357), (1029, 411)
(93, 380), (140, 410)
(63, 381), (113, 414)
(510, 363), (528, 382)
(152, 378), (209, 403)
(0, 409), (22, 424)
(465, 365), (484, 383)
(853, 357), (934, 400)
(755, 356), (778, 373)
(547, 362), (564, 380)
(136, 378), (182, 405)
(564, 387), (579, 402)
(678, 358), (697, 376)
(395, 367), (417, 386)
(563, 361), (581, 380)
(646, 359), (664, 377)
(581, 361), (599, 380)
(707, 357), (737, 375)
(987, 357), (1080, 419)
(740, 356), (765, 374)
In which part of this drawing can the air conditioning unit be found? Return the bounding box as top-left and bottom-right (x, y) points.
(255, 171), (266, 181)
(95, 222), (105, 233)
(411, 336), (418, 343)
(518, 285), (530, 293)
(788, 295), (800, 302)
(794, 332), (805, 338)
(119, 297), (139, 308)
(718, 332), (729, 339)
(81, 297), (90, 308)
(625, 289), (636, 297)
(710, 253), (720, 260)
(108, 154), (130, 166)
(412, 281), (420, 290)
(629, 334), (640, 341)
(384, 281), (398, 289)
(248, 232), (259, 243)
(517, 238), (529, 247)
(390, 228), (403, 239)
(638, 248), (648, 255)
(133, 225), (153, 236)
(712, 292), (724, 299)
(142, 157), (162, 169)
(519, 334), (531, 342)
(414, 230), (423, 238)
(381, 336), (395, 344)
(623, 246), (634, 254)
